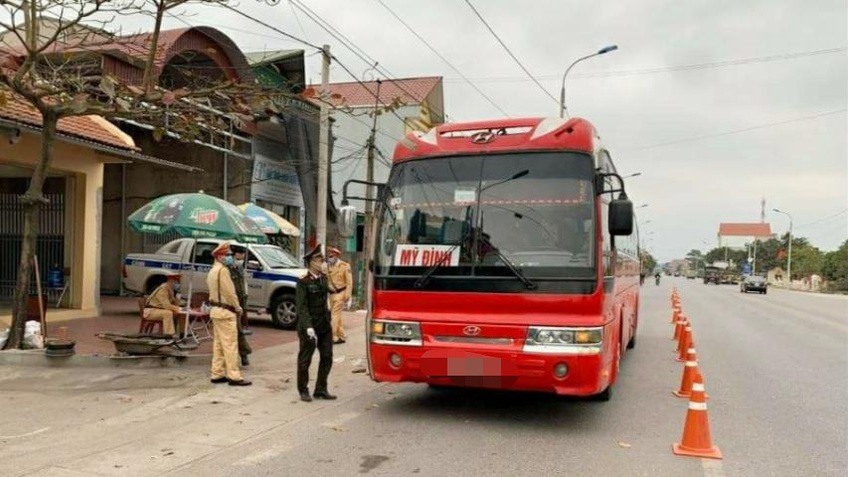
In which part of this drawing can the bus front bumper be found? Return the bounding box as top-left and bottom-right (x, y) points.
(369, 344), (612, 396)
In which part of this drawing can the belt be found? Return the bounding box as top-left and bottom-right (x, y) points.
(210, 301), (238, 313)
(329, 286), (347, 295)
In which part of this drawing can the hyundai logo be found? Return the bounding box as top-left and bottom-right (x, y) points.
(463, 325), (481, 336)
(470, 131), (495, 144)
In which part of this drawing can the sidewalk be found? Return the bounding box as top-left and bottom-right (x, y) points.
(1, 295), (366, 363)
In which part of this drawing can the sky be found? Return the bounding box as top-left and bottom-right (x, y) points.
(26, 0), (848, 261)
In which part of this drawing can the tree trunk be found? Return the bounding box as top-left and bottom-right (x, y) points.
(3, 114), (57, 350)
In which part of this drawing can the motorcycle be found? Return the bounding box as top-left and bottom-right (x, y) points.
(655, 275), (661, 285)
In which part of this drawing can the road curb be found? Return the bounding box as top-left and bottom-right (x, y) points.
(0, 349), (213, 368)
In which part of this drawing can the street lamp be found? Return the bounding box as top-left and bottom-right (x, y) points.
(773, 208), (794, 284)
(559, 44), (618, 118)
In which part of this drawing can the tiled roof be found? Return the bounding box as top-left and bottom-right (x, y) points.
(718, 223), (772, 237)
(309, 76), (441, 108)
(0, 94), (136, 150)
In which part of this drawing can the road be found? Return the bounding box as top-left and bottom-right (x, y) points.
(0, 281), (845, 476)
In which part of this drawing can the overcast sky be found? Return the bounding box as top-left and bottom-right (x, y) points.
(96, 1), (848, 259)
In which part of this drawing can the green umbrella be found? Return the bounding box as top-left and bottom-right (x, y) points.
(128, 192), (267, 244)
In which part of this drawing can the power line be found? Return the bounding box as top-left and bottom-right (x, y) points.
(625, 109), (847, 152)
(463, 0), (558, 106)
(796, 209), (848, 229)
(376, 0), (510, 117)
(442, 46), (848, 83)
(286, 0), (311, 43)
(287, 0), (425, 109)
(218, 2), (323, 51)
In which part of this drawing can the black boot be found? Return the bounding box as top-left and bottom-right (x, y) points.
(299, 391), (313, 402)
(241, 354), (250, 367)
(313, 390), (337, 400)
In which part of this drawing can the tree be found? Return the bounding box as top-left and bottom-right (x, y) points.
(0, 0), (282, 349)
(822, 240), (848, 291)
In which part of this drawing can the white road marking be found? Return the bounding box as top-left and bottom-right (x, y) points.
(320, 411), (360, 429)
(0, 426), (49, 439)
(233, 445), (292, 467)
(702, 458), (726, 476)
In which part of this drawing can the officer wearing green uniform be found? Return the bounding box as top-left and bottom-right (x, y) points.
(228, 246), (252, 366)
(295, 245), (337, 402)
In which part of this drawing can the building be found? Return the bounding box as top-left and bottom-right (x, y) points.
(0, 95), (182, 318)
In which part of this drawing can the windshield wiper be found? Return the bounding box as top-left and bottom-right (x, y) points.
(414, 242), (462, 289)
(490, 248), (537, 290)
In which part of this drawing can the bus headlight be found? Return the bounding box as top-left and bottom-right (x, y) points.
(371, 320), (423, 346)
(523, 327), (602, 354)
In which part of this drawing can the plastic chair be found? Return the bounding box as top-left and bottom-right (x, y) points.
(138, 297), (163, 334)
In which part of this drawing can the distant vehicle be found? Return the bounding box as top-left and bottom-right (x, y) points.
(685, 271), (696, 279)
(703, 267), (720, 285)
(740, 275), (768, 294)
(123, 238), (306, 329)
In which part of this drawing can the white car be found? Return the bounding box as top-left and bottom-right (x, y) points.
(123, 238), (306, 329)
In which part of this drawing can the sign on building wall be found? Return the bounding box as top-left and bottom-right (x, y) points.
(251, 154), (304, 207)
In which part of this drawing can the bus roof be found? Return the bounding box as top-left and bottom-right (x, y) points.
(393, 117), (599, 163)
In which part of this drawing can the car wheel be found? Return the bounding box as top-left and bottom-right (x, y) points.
(270, 293), (298, 329)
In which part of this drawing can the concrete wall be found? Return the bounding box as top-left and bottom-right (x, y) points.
(0, 130), (104, 315)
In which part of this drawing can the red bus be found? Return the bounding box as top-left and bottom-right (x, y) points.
(340, 117), (640, 400)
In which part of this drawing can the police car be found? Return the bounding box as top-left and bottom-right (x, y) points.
(123, 238), (306, 329)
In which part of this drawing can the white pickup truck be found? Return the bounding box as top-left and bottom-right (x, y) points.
(123, 238), (306, 329)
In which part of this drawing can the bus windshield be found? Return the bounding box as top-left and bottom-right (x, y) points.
(375, 152), (596, 280)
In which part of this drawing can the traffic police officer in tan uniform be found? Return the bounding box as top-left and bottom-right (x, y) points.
(143, 272), (182, 337)
(326, 246), (353, 344)
(207, 241), (251, 386)
(296, 245), (336, 402)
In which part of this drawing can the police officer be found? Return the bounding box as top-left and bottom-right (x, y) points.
(326, 247), (352, 344)
(143, 272), (182, 337)
(207, 241), (251, 386)
(228, 246), (252, 366)
(295, 245), (336, 402)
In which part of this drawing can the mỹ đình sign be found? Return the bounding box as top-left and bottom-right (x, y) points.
(394, 245), (460, 267)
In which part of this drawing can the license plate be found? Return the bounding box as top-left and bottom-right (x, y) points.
(447, 357), (501, 376)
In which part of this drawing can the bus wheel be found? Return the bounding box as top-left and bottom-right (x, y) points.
(593, 341), (620, 402)
(627, 331), (637, 350)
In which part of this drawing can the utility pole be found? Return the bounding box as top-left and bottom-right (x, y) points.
(316, 44), (331, 253)
(364, 80), (382, 251)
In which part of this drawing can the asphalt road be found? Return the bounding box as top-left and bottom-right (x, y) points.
(1, 281), (845, 476)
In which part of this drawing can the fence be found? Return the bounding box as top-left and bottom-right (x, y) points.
(0, 194), (65, 301)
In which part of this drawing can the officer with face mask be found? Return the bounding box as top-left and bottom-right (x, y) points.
(326, 247), (353, 344)
(143, 272), (182, 337)
(207, 241), (251, 386)
(295, 245), (336, 402)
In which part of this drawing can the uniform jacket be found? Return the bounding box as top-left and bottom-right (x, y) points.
(144, 283), (180, 317)
(228, 263), (248, 307)
(296, 273), (331, 333)
(327, 259), (353, 301)
(207, 261), (243, 319)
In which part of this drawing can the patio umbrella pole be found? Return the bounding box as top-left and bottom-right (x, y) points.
(183, 238), (198, 345)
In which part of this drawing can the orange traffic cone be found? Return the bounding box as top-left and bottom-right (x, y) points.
(670, 304), (682, 324)
(673, 373), (722, 459)
(676, 327), (692, 361)
(673, 342), (699, 398)
(672, 315), (687, 340)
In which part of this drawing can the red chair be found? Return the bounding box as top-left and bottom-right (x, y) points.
(138, 297), (163, 335)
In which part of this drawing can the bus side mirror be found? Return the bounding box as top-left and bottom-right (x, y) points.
(339, 205), (357, 238)
(609, 198), (633, 236)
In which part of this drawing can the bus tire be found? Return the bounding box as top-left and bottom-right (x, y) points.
(270, 293), (298, 329)
(627, 332), (636, 350)
(593, 384), (613, 402)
